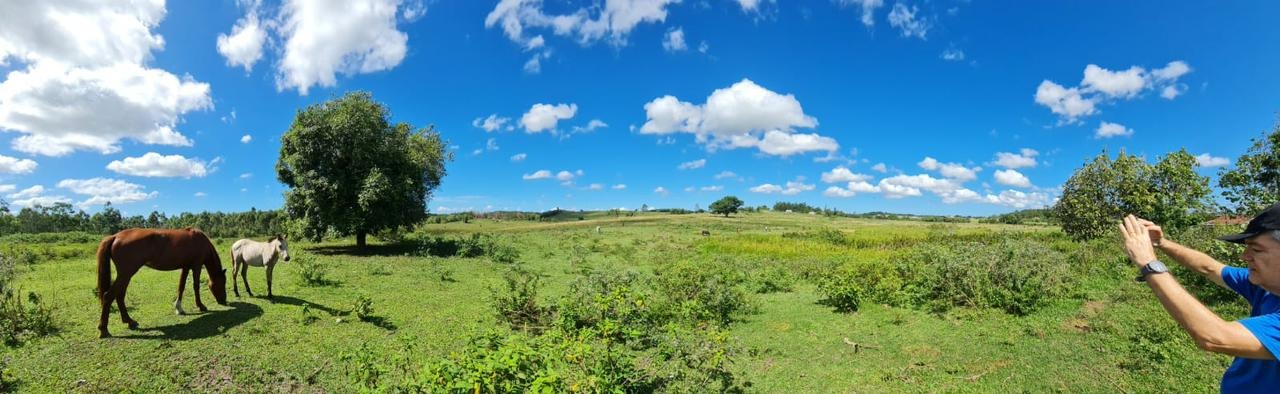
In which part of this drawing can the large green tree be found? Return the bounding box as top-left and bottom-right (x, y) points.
(276, 92), (451, 247)
(1218, 123), (1280, 216)
(1054, 149), (1212, 240)
(709, 196), (745, 217)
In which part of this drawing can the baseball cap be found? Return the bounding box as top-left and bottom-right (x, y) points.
(1218, 203), (1280, 244)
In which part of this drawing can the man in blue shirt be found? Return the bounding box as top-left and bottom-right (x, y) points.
(1120, 203), (1280, 393)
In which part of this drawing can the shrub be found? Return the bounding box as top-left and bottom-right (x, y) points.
(653, 259), (752, 326)
(0, 251), (57, 346)
(749, 265), (795, 294)
(897, 235), (1068, 315)
(350, 295), (374, 321)
(490, 265), (549, 331)
(815, 270), (862, 313)
(293, 253), (332, 287)
(555, 270), (655, 343)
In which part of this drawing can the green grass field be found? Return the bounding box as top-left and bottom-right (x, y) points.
(1, 212), (1245, 392)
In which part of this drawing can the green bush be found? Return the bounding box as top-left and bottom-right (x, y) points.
(0, 252), (57, 346)
(293, 253), (332, 287)
(815, 269), (862, 313)
(749, 265), (795, 294)
(555, 270), (655, 343)
(896, 236), (1068, 315)
(489, 265), (549, 331)
(1170, 225), (1247, 305)
(653, 259), (752, 326)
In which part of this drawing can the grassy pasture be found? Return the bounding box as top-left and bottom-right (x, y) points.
(1, 212), (1244, 392)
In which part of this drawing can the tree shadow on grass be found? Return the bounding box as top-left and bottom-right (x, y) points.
(116, 302), (262, 340)
(358, 315), (397, 331)
(306, 242), (424, 257)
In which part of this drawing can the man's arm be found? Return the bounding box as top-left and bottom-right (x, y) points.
(1155, 239), (1229, 290)
(1145, 273), (1273, 359)
(1122, 215), (1273, 360)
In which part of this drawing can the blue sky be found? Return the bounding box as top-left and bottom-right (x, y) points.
(1, 1), (1278, 217)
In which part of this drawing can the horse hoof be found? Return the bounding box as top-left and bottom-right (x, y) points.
(127, 322), (139, 330)
(197, 306), (209, 313)
(99, 331), (111, 339)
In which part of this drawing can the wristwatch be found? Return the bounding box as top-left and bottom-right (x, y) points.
(1135, 260), (1169, 282)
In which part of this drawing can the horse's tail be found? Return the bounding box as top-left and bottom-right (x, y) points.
(96, 235), (115, 302)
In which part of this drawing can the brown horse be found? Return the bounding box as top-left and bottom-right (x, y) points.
(96, 228), (228, 338)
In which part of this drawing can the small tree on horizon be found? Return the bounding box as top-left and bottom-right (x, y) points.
(710, 196), (745, 218)
(1218, 123), (1280, 216)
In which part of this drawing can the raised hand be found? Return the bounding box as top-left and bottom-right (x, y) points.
(1119, 214), (1158, 268)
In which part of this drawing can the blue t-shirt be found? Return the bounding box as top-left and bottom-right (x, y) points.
(1219, 266), (1280, 393)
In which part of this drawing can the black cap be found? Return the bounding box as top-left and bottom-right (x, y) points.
(1219, 203), (1280, 244)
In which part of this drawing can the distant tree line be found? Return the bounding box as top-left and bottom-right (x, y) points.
(0, 201), (287, 238)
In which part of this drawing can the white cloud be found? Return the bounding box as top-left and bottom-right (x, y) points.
(486, 138), (500, 151)
(510, 153), (527, 162)
(240, 173), (253, 179)
(879, 174), (959, 195)
(736, 0), (762, 11)
(654, 186), (669, 196)
(677, 159), (706, 170)
(57, 177), (157, 208)
(523, 170), (552, 180)
(640, 79), (836, 157)
(750, 177), (814, 195)
(836, 0), (884, 27)
(663, 28), (687, 52)
(940, 47), (964, 62)
(750, 183), (783, 194)
(274, 0), (409, 94)
(1152, 61), (1191, 82)
(5, 185), (72, 208)
(821, 166), (871, 183)
(1035, 61), (1192, 122)
(0, 185), (13, 194)
(556, 170), (576, 181)
(871, 163), (887, 173)
(984, 189), (1051, 209)
(106, 152), (209, 178)
(194, 192), (207, 198)
(0, 0), (212, 159)
(241, 134), (253, 143)
(887, 3), (929, 39)
(1095, 121), (1133, 138)
(700, 185), (723, 192)
(1034, 80), (1096, 122)
(521, 103), (577, 133)
(588, 183), (604, 191)
(473, 114), (512, 132)
(401, 0), (427, 21)
(484, 0), (678, 51)
(572, 119), (608, 133)
(993, 169), (1031, 188)
(917, 157), (979, 181)
(824, 186), (857, 198)
(993, 149), (1038, 169)
(217, 0), (268, 72)
(1082, 65), (1147, 99)
(1195, 153), (1230, 168)
(612, 184), (626, 190)
(0, 155), (37, 174)
(698, 40), (710, 54)
(714, 171), (739, 180)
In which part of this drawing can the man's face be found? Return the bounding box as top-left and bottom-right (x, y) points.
(1243, 232), (1280, 291)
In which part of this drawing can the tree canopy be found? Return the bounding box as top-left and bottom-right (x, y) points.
(1054, 149), (1213, 240)
(276, 91), (451, 247)
(710, 196), (745, 217)
(1218, 123), (1280, 216)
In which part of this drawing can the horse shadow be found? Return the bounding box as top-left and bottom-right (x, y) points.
(267, 295), (343, 317)
(117, 301), (262, 340)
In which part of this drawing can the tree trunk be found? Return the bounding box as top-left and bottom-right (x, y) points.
(356, 232), (367, 248)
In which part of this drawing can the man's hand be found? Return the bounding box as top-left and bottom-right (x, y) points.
(1120, 214), (1159, 267)
(1137, 218), (1164, 246)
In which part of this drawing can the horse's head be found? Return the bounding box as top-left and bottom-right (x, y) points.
(209, 268), (228, 305)
(273, 234), (291, 262)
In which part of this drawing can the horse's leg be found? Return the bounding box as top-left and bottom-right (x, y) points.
(266, 263), (274, 299)
(232, 254), (241, 297)
(113, 266), (141, 330)
(192, 267), (208, 312)
(241, 259), (254, 297)
(174, 268), (188, 315)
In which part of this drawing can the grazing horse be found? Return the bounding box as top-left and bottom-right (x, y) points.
(96, 228), (227, 338)
(231, 235), (291, 299)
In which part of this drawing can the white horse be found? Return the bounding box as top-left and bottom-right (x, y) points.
(230, 234), (290, 299)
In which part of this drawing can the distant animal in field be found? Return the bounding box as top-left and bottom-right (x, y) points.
(701, 229), (711, 236)
(95, 228), (228, 338)
(595, 225), (601, 234)
(231, 235), (291, 299)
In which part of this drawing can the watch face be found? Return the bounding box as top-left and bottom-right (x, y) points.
(1148, 261), (1168, 273)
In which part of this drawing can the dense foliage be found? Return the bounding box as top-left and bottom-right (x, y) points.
(277, 91), (451, 247)
(1054, 149), (1214, 240)
(1218, 123), (1280, 216)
